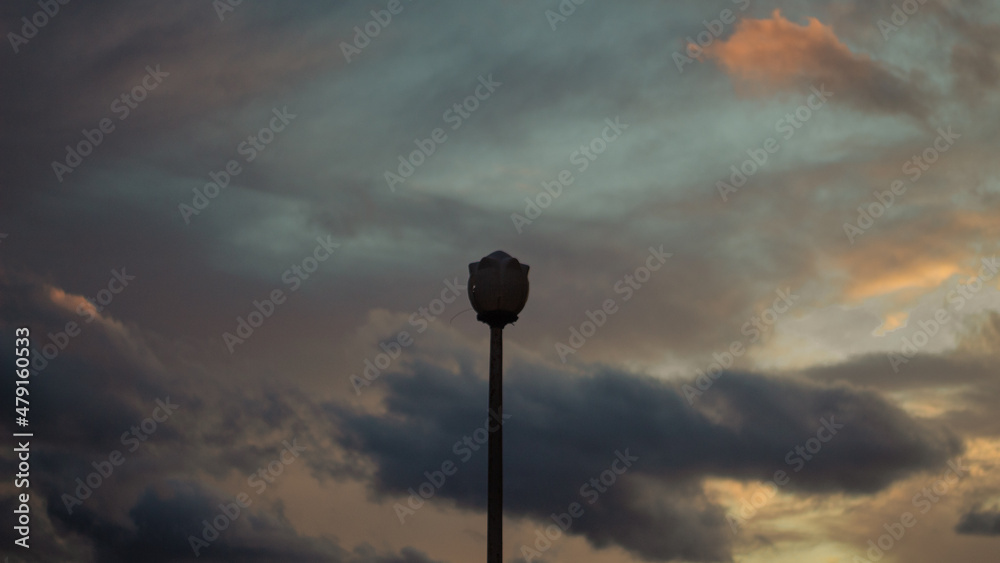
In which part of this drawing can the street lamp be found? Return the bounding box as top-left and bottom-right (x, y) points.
(468, 250), (529, 563)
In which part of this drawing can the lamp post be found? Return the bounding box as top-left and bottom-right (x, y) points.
(467, 251), (529, 563)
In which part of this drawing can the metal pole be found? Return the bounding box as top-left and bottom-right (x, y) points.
(487, 325), (503, 563)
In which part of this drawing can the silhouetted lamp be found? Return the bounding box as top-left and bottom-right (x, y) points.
(468, 251), (529, 563)
(468, 251), (530, 327)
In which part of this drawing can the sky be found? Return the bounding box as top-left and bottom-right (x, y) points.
(1, 0), (999, 561)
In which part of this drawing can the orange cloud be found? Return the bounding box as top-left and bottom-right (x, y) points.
(837, 209), (1000, 305)
(830, 208), (1000, 335)
(846, 260), (961, 303)
(46, 284), (130, 337)
(700, 10), (929, 117)
(873, 310), (910, 336)
(699, 10), (852, 87)
(47, 286), (99, 318)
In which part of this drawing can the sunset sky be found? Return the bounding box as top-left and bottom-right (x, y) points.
(2, 0), (999, 562)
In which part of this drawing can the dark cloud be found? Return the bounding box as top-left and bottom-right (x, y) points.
(956, 507), (1000, 536)
(0, 0), (347, 201)
(327, 360), (962, 561)
(0, 270), (440, 562)
(22, 479), (444, 563)
(801, 312), (1000, 438)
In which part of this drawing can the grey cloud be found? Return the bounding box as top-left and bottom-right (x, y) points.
(956, 507), (1000, 536)
(326, 360), (962, 561)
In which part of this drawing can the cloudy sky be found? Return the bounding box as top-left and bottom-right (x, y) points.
(2, 0), (999, 561)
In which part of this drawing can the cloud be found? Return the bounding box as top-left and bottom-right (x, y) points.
(327, 360), (962, 561)
(700, 10), (930, 118)
(31, 479), (447, 563)
(827, 209), (1000, 334)
(940, 5), (1000, 105)
(0, 0), (345, 206)
(956, 507), (1000, 536)
(0, 271), (443, 562)
(803, 311), (1000, 438)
